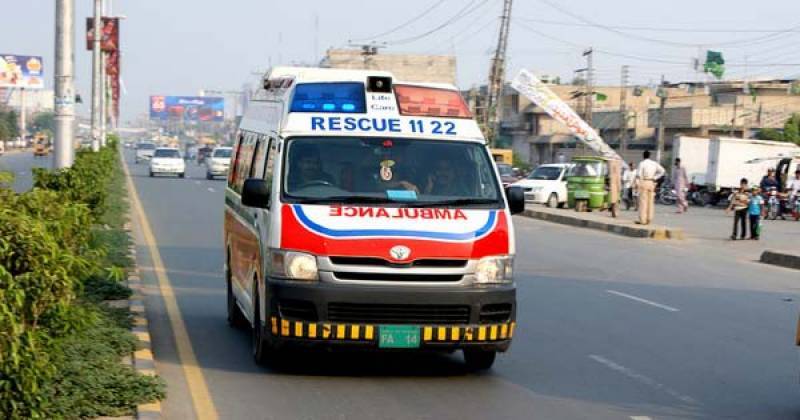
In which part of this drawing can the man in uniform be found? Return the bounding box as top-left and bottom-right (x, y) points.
(635, 150), (666, 225)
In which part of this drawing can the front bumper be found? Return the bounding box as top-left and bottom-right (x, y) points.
(208, 166), (229, 176)
(264, 279), (516, 351)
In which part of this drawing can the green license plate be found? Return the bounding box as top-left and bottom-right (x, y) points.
(378, 325), (421, 349)
(574, 191), (590, 199)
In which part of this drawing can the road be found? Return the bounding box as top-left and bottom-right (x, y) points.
(116, 147), (800, 420)
(0, 149), (51, 192)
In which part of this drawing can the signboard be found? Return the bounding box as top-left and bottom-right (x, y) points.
(0, 54), (44, 89)
(86, 17), (120, 52)
(511, 69), (622, 162)
(150, 96), (225, 122)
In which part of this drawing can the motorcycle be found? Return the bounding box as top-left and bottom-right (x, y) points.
(687, 182), (707, 206)
(765, 187), (781, 220)
(657, 182), (677, 206)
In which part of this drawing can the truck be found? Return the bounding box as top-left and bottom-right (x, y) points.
(673, 135), (799, 204)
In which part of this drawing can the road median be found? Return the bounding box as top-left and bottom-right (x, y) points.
(760, 250), (800, 270)
(521, 207), (685, 240)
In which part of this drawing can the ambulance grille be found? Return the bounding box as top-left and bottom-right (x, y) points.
(328, 303), (470, 325)
(333, 272), (463, 282)
(329, 257), (467, 268)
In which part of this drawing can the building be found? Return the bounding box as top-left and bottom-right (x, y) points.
(493, 78), (800, 166)
(1, 88), (54, 113)
(322, 48), (457, 85)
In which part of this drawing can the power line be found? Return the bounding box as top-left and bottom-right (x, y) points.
(383, 0), (487, 46)
(534, 0), (800, 49)
(349, 0), (447, 42)
(515, 17), (800, 34)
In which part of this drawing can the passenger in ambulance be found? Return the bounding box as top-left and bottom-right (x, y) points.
(287, 145), (335, 191)
(425, 157), (471, 197)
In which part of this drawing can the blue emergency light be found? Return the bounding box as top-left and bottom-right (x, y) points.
(290, 82), (366, 113)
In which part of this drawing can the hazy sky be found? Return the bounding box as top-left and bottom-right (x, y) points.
(2, 0), (799, 122)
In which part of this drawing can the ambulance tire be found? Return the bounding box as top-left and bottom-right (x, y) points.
(463, 349), (496, 371)
(226, 262), (246, 329)
(252, 285), (273, 366)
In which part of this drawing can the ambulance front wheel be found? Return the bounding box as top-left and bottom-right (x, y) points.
(463, 349), (496, 371)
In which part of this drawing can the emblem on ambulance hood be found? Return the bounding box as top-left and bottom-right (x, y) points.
(389, 245), (411, 261)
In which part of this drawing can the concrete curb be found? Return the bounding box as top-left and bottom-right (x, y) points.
(760, 250), (800, 270)
(124, 222), (163, 420)
(521, 208), (685, 240)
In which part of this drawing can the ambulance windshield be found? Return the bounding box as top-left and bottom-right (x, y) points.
(283, 137), (502, 207)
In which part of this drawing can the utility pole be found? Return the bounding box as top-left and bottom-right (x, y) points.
(90, 0), (102, 151)
(656, 75), (667, 164)
(619, 65), (629, 156)
(54, 0), (75, 168)
(730, 98), (738, 137)
(100, 47), (107, 146)
(583, 48), (594, 127)
(483, 0), (513, 147)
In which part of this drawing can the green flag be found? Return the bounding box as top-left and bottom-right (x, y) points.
(594, 92), (608, 101)
(704, 51), (725, 79)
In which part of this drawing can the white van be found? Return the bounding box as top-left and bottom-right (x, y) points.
(223, 67), (524, 370)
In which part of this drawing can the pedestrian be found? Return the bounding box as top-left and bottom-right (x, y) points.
(672, 158), (689, 213)
(635, 150), (666, 225)
(748, 186), (765, 240)
(725, 178), (749, 240)
(622, 162), (636, 210)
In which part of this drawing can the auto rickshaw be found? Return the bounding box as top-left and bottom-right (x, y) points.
(33, 135), (50, 158)
(566, 156), (622, 217)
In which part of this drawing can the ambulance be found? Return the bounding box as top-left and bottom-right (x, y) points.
(224, 67), (525, 370)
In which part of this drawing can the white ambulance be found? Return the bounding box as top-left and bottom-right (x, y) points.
(224, 67), (524, 370)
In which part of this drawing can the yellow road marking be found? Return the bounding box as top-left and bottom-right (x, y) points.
(122, 154), (219, 420)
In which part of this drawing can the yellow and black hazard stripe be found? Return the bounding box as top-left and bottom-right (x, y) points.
(270, 317), (516, 343)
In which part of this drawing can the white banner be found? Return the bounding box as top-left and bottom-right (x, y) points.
(511, 69), (622, 162)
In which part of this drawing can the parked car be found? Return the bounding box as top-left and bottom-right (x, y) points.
(497, 163), (520, 188)
(205, 147), (232, 180)
(149, 148), (185, 178)
(511, 163), (573, 208)
(135, 142), (157, 163)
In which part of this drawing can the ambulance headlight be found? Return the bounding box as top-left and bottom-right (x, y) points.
(475, 256), (513, 284)
(269, 249), (318, 281)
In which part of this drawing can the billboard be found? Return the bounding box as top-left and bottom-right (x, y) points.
(150, 96), (225, 122)
(86, 17), (120, 52)
(0, 54), (44, 89)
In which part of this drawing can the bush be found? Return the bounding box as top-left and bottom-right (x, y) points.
(0, 138), (164, 419)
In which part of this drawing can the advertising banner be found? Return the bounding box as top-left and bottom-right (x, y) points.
(0, 54), (44, 89)
(511, 69), (622, 162)
(86, 17), (120, 52)
(150, 96), (225, 122)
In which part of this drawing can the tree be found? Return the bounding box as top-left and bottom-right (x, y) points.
(783, 113), (800, 144)
(32, 112), (55, 134)
(0, 119), (9, 142)
(757, 128), (783, 141)
(2, 110), (19, 138)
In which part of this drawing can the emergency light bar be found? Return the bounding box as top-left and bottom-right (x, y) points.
(394, 85), (473, 119)
(289, 82), (366, 113)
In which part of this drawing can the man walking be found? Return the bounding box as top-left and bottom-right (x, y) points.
(635, 150), (666, 225)
(672, 158), (689, 213)
(725, 178), (749, 240)
(622, 162), (636, 210)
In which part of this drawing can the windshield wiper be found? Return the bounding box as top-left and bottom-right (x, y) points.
(292, 195), (394, 205)
(412, 198), (500, 208)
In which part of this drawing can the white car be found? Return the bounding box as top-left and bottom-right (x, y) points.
(511, 163), (573, 208)
(149, 148), (186, 178)
(135, 142), (156, 163)
(205, 147), (232, 180)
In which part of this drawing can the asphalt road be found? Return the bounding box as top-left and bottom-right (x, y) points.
(120, 147), (800, 420)
(0, 149), (51, 192)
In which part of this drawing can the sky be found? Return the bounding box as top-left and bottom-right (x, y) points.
(2, 0), (799, 123)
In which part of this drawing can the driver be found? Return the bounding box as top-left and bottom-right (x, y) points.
(425, 157), (470, 196)
(288, 145), (334, 191)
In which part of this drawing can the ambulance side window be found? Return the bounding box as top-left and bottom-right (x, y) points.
(262, 138), (278, 198)
(252, 135), (269, 179)
(228, 133), (245, 192)
(232, 133), (256, 194)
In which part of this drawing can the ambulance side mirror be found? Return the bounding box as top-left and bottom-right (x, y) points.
(242, 178), (270, 209)
(507, 186), (525, 215)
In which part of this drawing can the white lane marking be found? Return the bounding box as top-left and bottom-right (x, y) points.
(606, 290), (679, 312)
(630, 417), (652, 420)
(207, 187), (215, 192)
(589, 354), (695, 405)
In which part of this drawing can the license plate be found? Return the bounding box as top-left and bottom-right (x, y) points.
(378, 325), (420, 349)
(574, 191), (590, 199)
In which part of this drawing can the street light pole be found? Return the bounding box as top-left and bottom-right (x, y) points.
(54, 0), (75, 169)
(91, 0), (102, 151)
